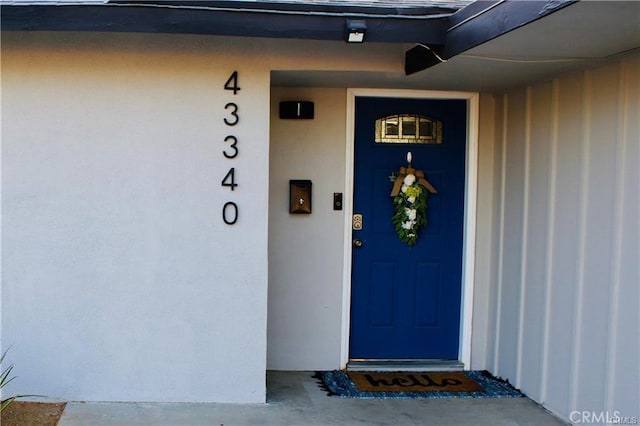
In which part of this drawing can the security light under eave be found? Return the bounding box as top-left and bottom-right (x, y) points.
(346, 20), (367, 43)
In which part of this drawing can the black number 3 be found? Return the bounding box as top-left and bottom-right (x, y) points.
(223, 135), (238, 159)
(224, 103), (239, 126)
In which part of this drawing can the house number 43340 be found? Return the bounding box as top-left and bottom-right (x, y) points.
(221, 71), (240, 225)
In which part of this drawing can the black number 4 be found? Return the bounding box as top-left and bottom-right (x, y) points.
(224, 71), (240, 95)
(221, 168), (238, 190)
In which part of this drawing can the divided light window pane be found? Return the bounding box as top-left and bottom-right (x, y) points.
(375, 114), (442, 144)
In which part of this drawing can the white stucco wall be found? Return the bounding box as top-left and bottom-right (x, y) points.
(1, 32), (272, 403)
(483, 52), (639, 422)
(267, 87), (347, 370)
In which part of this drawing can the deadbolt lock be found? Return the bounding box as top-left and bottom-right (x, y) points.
(352, 214), (363, 231)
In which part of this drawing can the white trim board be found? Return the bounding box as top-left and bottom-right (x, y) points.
(340, 88), (479, 369)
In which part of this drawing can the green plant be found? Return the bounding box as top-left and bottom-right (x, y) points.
(1, 347), (35, 413)
(1, 347), (18, 412)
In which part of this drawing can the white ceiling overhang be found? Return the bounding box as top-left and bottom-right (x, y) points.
(2, 0), (638, 92)
(273, 1), (640, 91)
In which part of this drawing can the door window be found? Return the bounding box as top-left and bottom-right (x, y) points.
(375, 114), (442, 144)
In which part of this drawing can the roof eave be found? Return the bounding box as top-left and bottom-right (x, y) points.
(404, 0), (579, 75)
(0, 3), (450, 44)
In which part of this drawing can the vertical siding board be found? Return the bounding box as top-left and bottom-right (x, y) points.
(471, 93), (497, 369)
(497, 87), (527, 381)
(543, 73), (584, 416)
(540, 78), (560, 404)
(569, 70), (592, 414)
(573, 63), (620, 413)
(486, 94), (506, 371)
(515, 87), (532, 388)
(607, 54), (640, 415)
(519, 81), (553, 400)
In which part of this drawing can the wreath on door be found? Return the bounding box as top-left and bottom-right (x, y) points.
(390, 152), (437, 247)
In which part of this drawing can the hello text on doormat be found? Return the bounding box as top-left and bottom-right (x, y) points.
(348, 372), (484, 393)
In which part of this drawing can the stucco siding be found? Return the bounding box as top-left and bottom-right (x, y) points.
(486, 52), (639, 422)
(267, 87), (347, 370)
(1, 32), (272, 403)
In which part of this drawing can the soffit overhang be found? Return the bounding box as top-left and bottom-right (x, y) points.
(0, 0), (473, 44)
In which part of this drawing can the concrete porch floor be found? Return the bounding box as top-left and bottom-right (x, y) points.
(58, 371), (566, 425)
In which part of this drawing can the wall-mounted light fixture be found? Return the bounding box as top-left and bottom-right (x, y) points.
(345, 19), (367, 43)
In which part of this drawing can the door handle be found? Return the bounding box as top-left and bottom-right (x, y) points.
(353, 239), (364, 248)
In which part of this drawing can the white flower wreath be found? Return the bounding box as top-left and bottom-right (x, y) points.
(390, 172), (428, 247)
(389, 152), (436, 247)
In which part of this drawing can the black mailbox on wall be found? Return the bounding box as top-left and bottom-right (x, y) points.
(280, 101), (314, 119)
(290, 180), (312, 214)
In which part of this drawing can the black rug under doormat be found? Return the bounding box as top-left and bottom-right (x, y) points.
(314, 370), (523, 399)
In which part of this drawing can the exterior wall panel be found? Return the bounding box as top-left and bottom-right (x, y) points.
(573, 64), (619, 414)
(469, 93), (497, 369)
(267, 87), (347, 370)
(543, 73), (584, 417)
(1, 35), (273, 403)
(496, 88), (527, 381)
(486, 53), (639, 422)
(483, 93), (505, 373)
(607, 53), (639, 416)
(519, 82), (553, 400)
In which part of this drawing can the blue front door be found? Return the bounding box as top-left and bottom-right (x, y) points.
(350, 97), (467, 360)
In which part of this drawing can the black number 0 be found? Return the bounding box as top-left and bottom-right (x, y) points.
(223, 202), (238, 225)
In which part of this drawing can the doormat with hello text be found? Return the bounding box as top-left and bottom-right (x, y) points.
(314, 370), (523, 399)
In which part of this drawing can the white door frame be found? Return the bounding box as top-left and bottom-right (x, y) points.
(340, 88), (479, 368)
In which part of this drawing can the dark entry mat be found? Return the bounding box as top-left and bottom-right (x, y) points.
(349, 371), (484, 392)
(314, 370), (523, 399)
